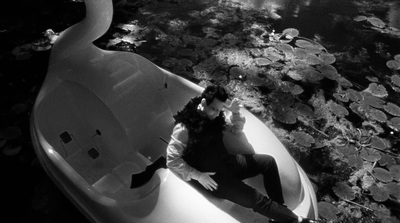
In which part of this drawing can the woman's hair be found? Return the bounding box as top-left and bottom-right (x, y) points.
(201, 84), (228, 105)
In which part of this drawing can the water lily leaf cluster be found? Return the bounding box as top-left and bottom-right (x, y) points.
(354, 15), (400, 38)
(98, 1), (400, 221)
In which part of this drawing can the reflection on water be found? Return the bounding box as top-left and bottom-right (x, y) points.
(222, 0), (400, 38)
(388, 1), (400, 29)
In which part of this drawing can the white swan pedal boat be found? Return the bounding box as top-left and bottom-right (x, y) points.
(30, 0), (318, 222)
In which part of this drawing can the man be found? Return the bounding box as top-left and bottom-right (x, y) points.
(166, 84), (317, 223)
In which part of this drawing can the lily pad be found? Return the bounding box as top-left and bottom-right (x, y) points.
(337, 144), (358, 158)
(389, 165), (400, 181)
(394, 54), (400, 62)
(2, 145), (22, 156)
(333, 182), (356, 200)
(271, 92), (295, 107)
(348, 155), (364, 168)
(282, 28), (299, 38)
(354, 15), (367, 22)
(293, 48), (309, 59)
(379, 153), (397, 167)
(318, 52), (336, 64)
(333, 92), (349, 102)
(275, 43), (294, 54)
(263, 48), (283, 62)
(292, 131), (315, 147)
(304, 69), (324, 82)
(386, 60), (400, 70)
(367, 17), (386, 28)
(369, 185), (389, 202)
(254, 58), (272, 66)
(371, 203), (391, 219)
(329, 101), (349, 117)
(388, 117), (400, 130)
(364, 83), (388, 98)
(360, 148), (381, 162)
(318, 202), (339, 221)
(229, 66), (247, 79)
(305, 54), (323, 65)
(287, 70), (303, 81)
(385, 182), (400, 199)
(294, 39), (323, 54)
(369, 136), (386, 150)
(391, 75), (400, 87)
(362, 93), (385, 109)
(383, 102), (400, 116)
(317, 64), (340, 80)
(337, 77), (353, 88)
(280, 81), (304, 95)
(272, 107), (297, 124)
(346, 89), (363, 102)
(373, 167), (393, 183)
(293, 103), (314, 118)
(367, 108), (387, 122)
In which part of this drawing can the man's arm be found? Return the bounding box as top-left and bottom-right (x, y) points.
(166, 124), (201, 181)
(225, 98), (246, 133)
(166, 124), (218, 191)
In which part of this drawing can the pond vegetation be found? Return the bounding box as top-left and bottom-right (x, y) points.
(1, 0), (400, 222)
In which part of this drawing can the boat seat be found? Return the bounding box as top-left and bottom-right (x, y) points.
(92, 162), (160, 200)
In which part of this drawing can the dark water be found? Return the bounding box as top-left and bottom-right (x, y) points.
(227, 0), (400, 49)
(5, 0), (399, 222)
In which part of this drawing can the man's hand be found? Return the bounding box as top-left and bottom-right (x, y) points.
(224, 98), (241, 113)
(197, 172), (218, 191)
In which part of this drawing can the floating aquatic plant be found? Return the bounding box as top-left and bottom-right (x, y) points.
(292, 131), (315, 147)
(329, 101), (349, 117)
(317, 64), (340, 80)
(318, 52), (336, 65)
(354, 15), (386, 28)
(385, 182), (400, 199)
(272, 106), (297, 124)
(360, 147), (381, 162)
(386, 60), (400, 70)
(305, 54), (323, 65)
(363, 83), (388, 98)
(263, 47), (283, 62)
(389, 165), (399, 178)
(333, 182), (356, 200)
(270, 91), (295, 107)
(369, 136), (386, 150)
(279, 81), (304, 95)
(361, 92), (385, 109)
(372, 167), (393, 183)
(293, 47), (309, 59)
(281, 28), (299, 39)
(367, 108), (387, 123)
(294, 38), (324, 54)
(367, 17), (386, 28)
(303, 68), (324, 83)
(383, 102), (400, 116)
(318, 202), (339, 221)
(388, 117), (400, 130)
(293, 102), (314, 118)
(369, 185), (389, 202)
(229, 66), (247, 79)
(275, 42), (294, 55)
(254, 57), (272, 66)
(286, 70), (303, 81)
(346, 89), (363, 102)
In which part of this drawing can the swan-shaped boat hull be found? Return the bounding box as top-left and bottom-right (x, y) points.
(30, 0), (318, 222)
